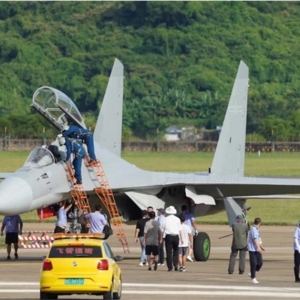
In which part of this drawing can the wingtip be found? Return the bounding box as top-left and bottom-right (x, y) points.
(111, 58), (124, 76)
(237, 60), (249, 79)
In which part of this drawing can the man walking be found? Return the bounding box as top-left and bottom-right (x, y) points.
(135, 210), (149, 266)
(293, 221), (300, 282)
(248, 217), (265, 284)
(161, 206), (183, 271)
(157, 208), (165, 266)
(1, 215), (23, 260)
(181, 204), (198, 262)
(228, 215), (249, 275)
(84, 204), (107, 233)
(143, 211), (161, 271)
(178, 214), (193, 272)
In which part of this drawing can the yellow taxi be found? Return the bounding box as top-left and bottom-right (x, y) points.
(40, 233), (122, 300)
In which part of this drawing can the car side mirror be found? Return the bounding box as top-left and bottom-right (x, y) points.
(114, 255), (123, 262)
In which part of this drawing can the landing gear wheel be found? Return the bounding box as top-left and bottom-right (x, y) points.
(193, 232), (210, 261)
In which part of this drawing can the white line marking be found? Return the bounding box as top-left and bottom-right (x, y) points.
(1, 282), (300, 292)
(0, 289), (300, 298)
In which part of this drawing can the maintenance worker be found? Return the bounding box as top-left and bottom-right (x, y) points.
(1, 214), (23, 260)
(57, 134), (86, 185)
(181, 204), (198, 262)
(161, 206), (183, 272)
(54, 200), (73, 233)
(84, 204), (107, 233)
(293, 221), (300, 282)
(228, 215), (249, 275)
(135, 210), (149, 266)
(62, 124), (97, 164)
(248, 217), (265, 284)
(157, 208), (165, 266)
(143, 211), (161, 271)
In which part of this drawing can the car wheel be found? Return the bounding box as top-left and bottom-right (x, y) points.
(40, 291), (58, 299)
(103, 280), (113, 300)
(113, 277), (122, 299)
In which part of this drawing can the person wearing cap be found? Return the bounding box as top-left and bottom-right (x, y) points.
(157, 208), (166, 266)
(62, 124), (97, 165)
(161, 206), (183, 271)
(293, 221), (300, 282)
(228, 214), (249, 275)
(248, 217), (265, 284)
(242, 204), (251, 230)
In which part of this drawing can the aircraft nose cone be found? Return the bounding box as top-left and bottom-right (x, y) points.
(0, 176), (33, 215)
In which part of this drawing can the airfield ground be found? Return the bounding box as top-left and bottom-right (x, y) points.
(0, 223), (299, 300)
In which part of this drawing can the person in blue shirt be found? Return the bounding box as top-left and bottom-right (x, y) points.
(248, 217), (265, 284)
(58, 134), (86, 184)
(62, 124), (97, 164)
(54, 200), (73, 233)
(1, 215), (23, 260)
(84, 204), (107, 233)
(293, 221), (300, 282)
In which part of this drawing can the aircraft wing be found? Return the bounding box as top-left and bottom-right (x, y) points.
(0, 173), (12, 180)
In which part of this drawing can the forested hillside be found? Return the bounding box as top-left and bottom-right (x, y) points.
(1, 2), (300, 140)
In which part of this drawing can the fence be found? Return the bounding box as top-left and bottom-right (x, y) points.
(2, 139), (300, 152)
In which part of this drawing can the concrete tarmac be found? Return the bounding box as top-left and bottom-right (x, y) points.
(0, 223), (299, 299)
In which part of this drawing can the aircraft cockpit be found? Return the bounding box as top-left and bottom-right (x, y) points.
(31, 86), (86, 131)
(24, 147), (55, 168)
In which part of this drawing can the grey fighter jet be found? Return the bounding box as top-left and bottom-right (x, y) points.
(0, 59), (300, 261)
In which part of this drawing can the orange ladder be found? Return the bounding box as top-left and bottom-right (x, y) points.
(64, 163), (91, 232)
(86, 160), (130, 253)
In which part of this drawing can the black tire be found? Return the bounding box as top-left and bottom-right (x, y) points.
(40, 292), (58, 299)
(193, 232), (211, 261)
(103, 281), (113, 300)
(113, 277), (122, 299)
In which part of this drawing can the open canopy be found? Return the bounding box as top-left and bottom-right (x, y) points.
(31, 86), (86, 130)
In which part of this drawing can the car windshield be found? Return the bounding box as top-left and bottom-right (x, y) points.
(24, 147), (55, 168)
(49, 246), (102, 258)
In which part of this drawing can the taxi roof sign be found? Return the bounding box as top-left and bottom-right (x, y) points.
(53, 233), (105, 241)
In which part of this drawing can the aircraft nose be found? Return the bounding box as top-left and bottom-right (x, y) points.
(0, 176), (33, 215)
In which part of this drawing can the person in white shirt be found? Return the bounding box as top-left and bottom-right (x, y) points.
(178, 213), (193, 272)
(294, 221), (300, 282)
(161, 206), (183, 272)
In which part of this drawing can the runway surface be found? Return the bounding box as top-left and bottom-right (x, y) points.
(0, 223), (299, 299)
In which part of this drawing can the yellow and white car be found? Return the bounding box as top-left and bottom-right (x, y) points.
(40, 233), (122, 300)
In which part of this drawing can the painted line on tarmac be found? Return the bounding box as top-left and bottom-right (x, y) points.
(2, 282), (300, 293)
(0, 289), (300, 298)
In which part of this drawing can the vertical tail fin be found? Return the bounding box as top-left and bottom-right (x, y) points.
(94, 58), (124, 156)
(211, 61), (249, 176)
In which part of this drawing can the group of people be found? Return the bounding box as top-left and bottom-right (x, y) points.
(228, 205), (265, 284)
(135, 204), (198, 272)
(56, 123), (97, 185)
(53, 201), (108, 234)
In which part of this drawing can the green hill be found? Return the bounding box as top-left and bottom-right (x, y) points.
(0, 2), (300, 140)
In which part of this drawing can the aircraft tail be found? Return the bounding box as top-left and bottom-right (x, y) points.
(94, 58), (124, 156)
(211, 61), (249, 176)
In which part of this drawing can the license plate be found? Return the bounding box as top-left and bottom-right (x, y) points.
(65, 278), (84, 285)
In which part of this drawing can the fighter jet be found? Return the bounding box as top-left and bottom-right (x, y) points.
(0, 59), (300, 261)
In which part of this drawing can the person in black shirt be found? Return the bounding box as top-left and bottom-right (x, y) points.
(135, 210), (149, 266)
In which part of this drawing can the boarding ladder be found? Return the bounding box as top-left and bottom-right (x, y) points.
(86, 160), (130, 254)
(63, 161), (130, 253)
(64, 163), (92, 232)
